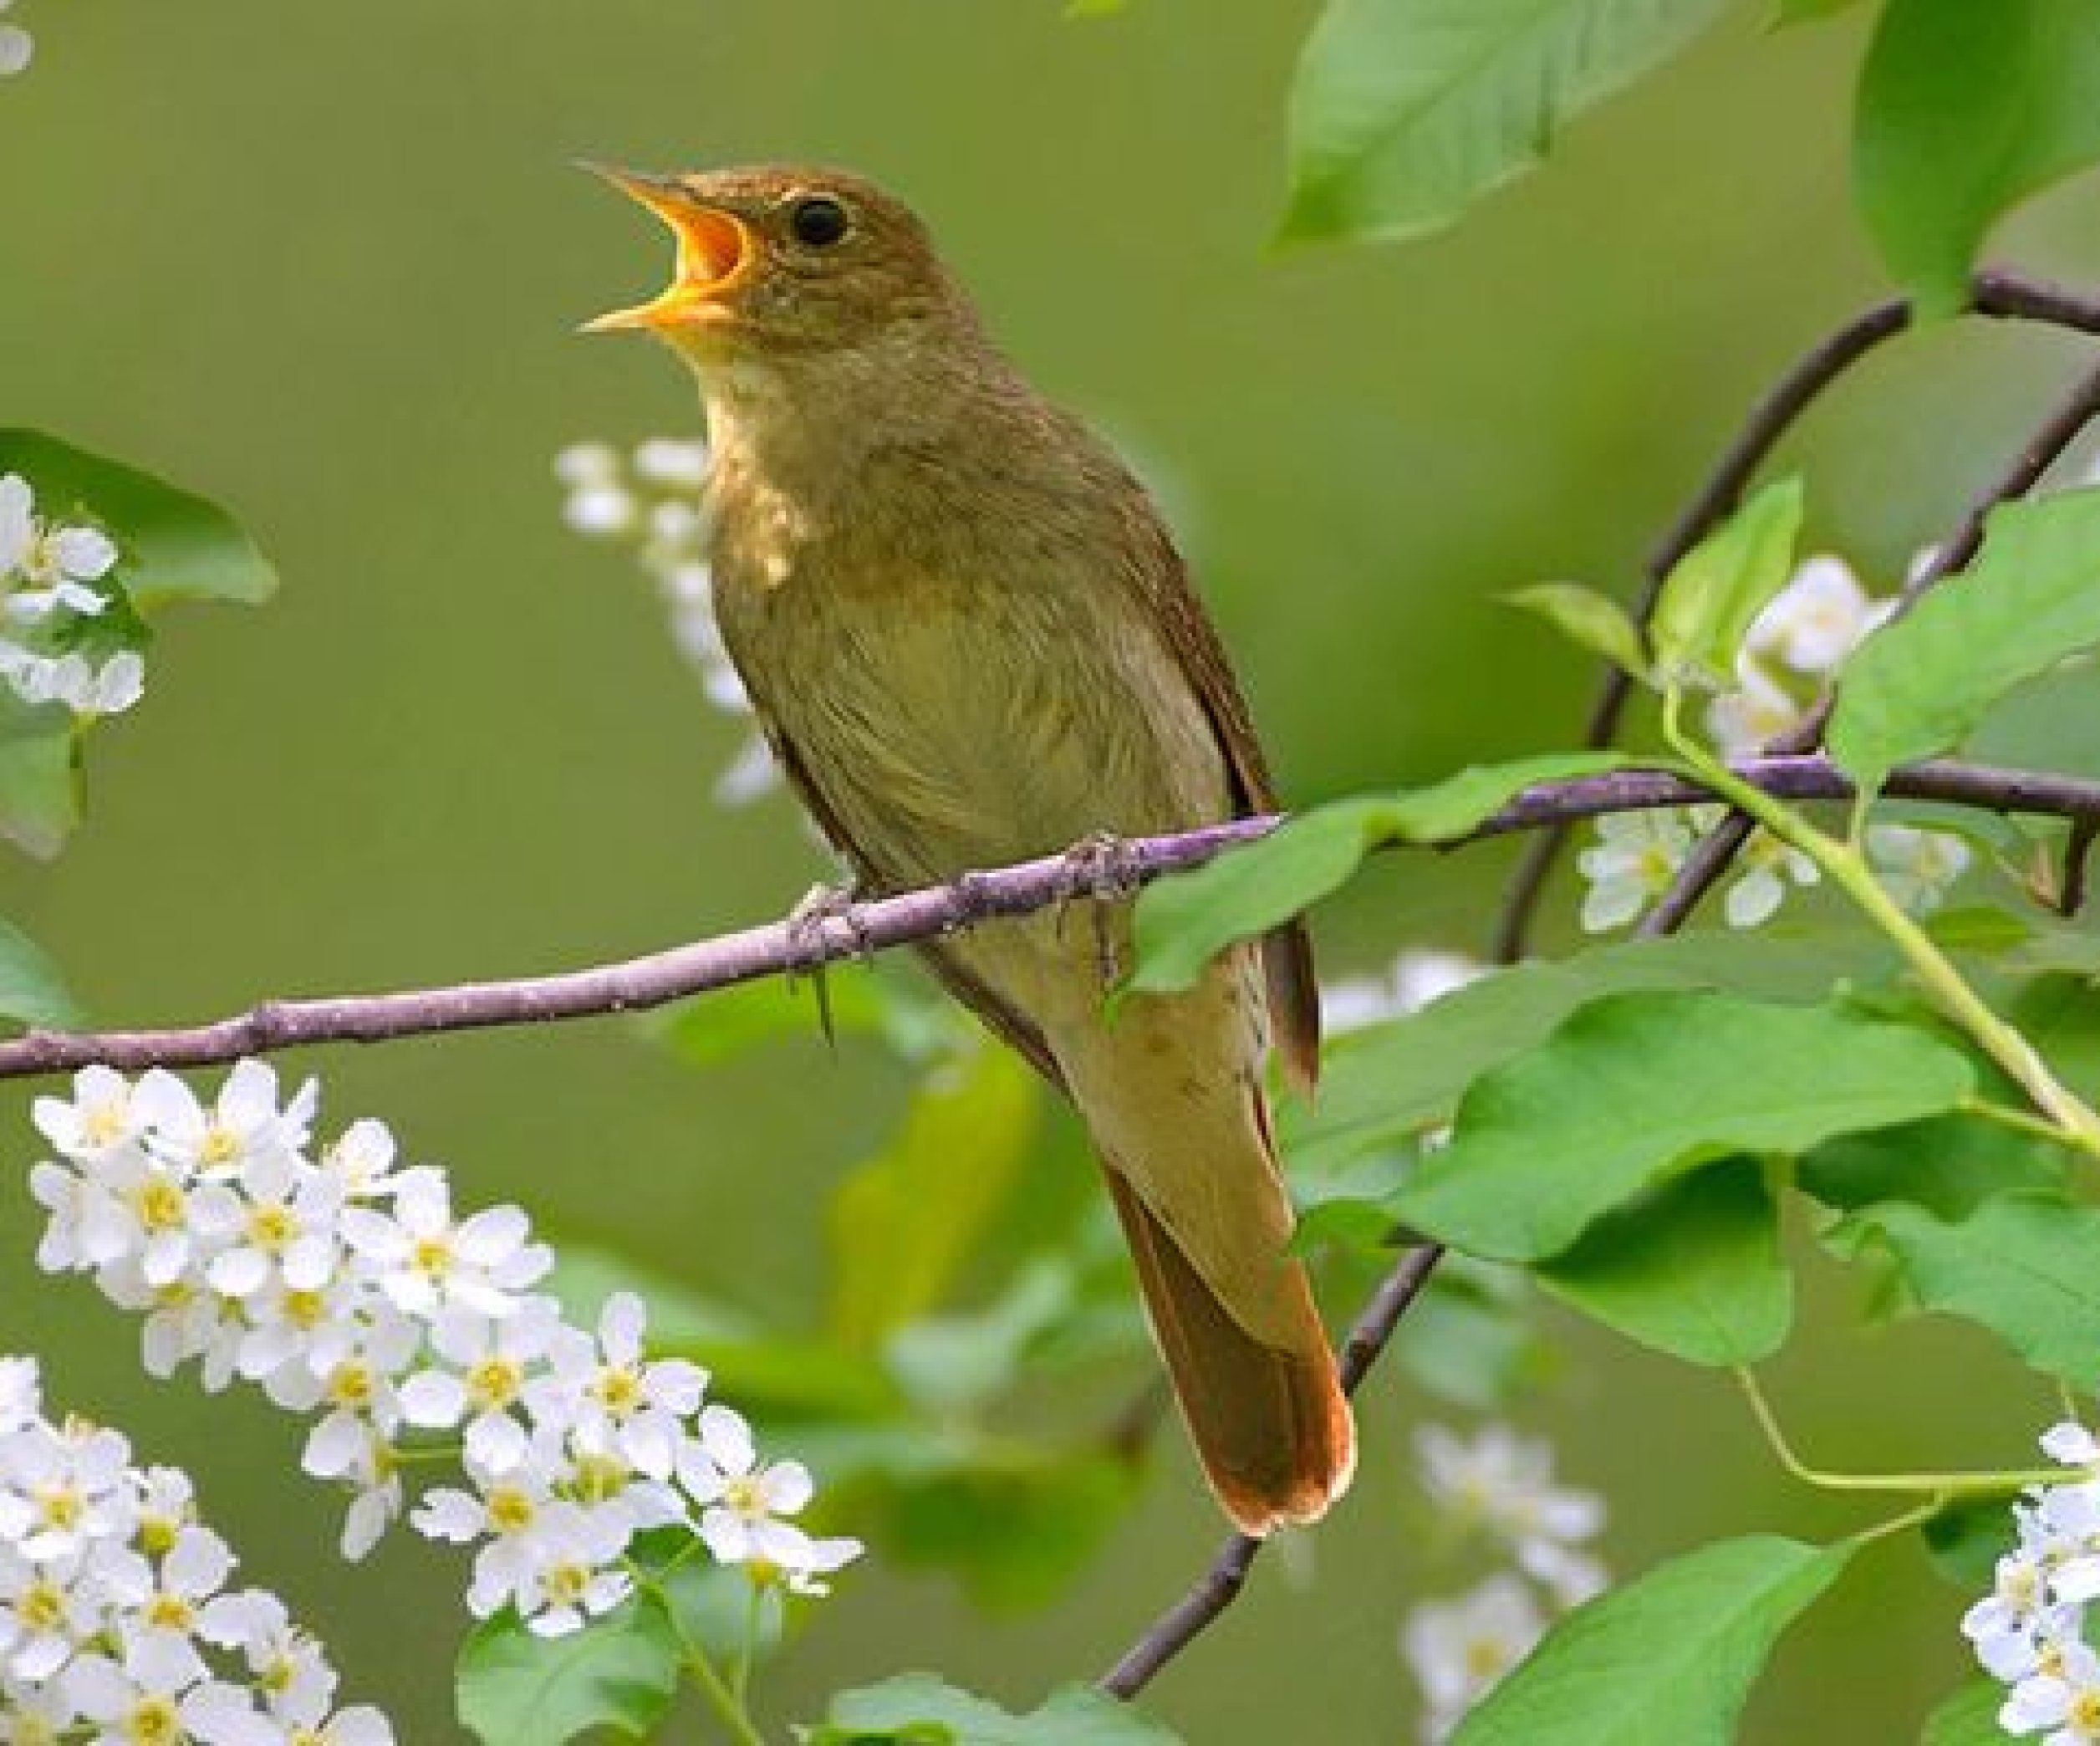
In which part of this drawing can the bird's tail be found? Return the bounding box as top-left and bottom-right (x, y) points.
(1102, 1168), (1355, 1536)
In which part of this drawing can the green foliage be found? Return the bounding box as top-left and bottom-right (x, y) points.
(1797, 1112), (2067, 1220)
(1830, 489), (2100, 794)
(1854, 0), (2100, 316)
(1389, 991), (1974, 1261)
(1922, 1497), (2017, 1592)
(1506, 583), (1649, 680)
(0, 912), (79, 1030)
(1450, 1535), (1856, 1745)
(1287, 927), (1894, 1182)
(1393, 1262), (1552, 1409)
(1829, 1191), (2100, 1386)
(808, 1675), (1180, 1744)
(1129, 752), (1629, 995)
(1536, 1159), (1792, 1365)
(1283, 0), (1736, 245)
(650, 972), (890, 1065)
(830, 1041), (1042, 1348)
(1650, 478), (1804, 690)
(1922, 1680), (2021, 1745)
(456, 1598), (681, 1746)
(0, 429), (278, 609)
(1773, 0), (1872, 21)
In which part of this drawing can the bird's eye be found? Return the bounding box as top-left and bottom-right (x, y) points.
(788, 195), (850, 248)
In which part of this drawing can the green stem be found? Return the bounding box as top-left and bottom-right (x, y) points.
(1736, 1368), (2067, 1498)
(732, 1579), (764, 1704)
(1962, 1096), (2079, 1146)
(1662, 696), (2100, 1157)
(636, 1574), (770, 1746)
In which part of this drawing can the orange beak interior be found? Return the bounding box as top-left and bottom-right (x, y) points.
(581, 166), (752, 334)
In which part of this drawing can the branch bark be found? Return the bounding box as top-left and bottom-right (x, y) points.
(3, 756), (2093, 1083)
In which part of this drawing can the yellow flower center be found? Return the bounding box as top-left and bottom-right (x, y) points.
(593, 1366), (643, 1415)
(466, 1357), (522, 1412)
(247, 1203), (297, 1252)
(132, 1177), (186, 1233)
(283, 1289), (328, 1330)
(722, 1477), (763, 1515)
(197, 1122), (242, 1167)
(544, 1561), (590, 1606)
(145, 1592), (196, 1633)
(18, 1577), (67, 1632)
(1462, 1634), (1511, 1682)
(126, 1696), (182, 1744)
(139, 1512), (181, 1555)
(486, 1486), (536, 1535)
(571, 1451), (627, 1499)
(34, 1483), (82, 1531)
(326, 1362), (374, 1409)
(2074, 1691), (2100, 1731)
(82, 1099), (130, 1146)
(411, 1234), (454, 1277)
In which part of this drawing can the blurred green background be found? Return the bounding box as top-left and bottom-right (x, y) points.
(4, 2), (2100, 1739)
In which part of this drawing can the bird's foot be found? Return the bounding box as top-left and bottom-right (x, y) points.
(1054, 830), (1145, 988)
(782, 879), (871, 1047)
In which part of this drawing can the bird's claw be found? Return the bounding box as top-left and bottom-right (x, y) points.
(783, 880), (870, 1048)
(1055, 831), (1144, 988)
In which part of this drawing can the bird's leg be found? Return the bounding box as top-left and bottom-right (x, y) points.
(1055, 830), (1146, 989)
(782, 879), (871, 1048)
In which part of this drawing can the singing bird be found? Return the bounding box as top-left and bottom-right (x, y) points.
(584, 164), (1353, 1534)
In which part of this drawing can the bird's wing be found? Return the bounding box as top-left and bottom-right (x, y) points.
(1130, 518), (1322, 1096)
(758, 720), (1070, 1091)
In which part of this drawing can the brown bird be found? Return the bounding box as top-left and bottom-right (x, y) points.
(584, 164), (1353, 1534)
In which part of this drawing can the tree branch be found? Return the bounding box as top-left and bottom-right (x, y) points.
(1, 756), (2092, 1083)
(1495, 267), (2100, 962)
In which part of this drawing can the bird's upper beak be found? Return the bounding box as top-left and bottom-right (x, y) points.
(579, 164), (754, 334)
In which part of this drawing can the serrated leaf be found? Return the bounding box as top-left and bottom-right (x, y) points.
(1130, 753), (1630, 996)
(1450, 1535), (1855, 1745)
(809, 1674), (1181, 1744)
(1283, 0), (1736, 245)
(456, 1597), (680, 1746)
(1507, 583), (1650, 679)
(1923, 1678), (2021, 1745)
(1651, 478), (1804, 688)
(1389, 992), (1974, 1261)
(1537, 1159), (1792, 1364)
(1287, 926), (1898, 1182)
(1855, 0), (2100, 318)
(830, 1041), (1042, 1346)
(0, 911), (79, 1030)
(0, 429), (277, 607)
(1832, 490), (2100, 794)
(1829, 1191), (2100, 1386)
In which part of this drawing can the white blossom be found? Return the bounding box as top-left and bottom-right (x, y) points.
(0, 3), (32, 76)
(1576, 809), (1694, 932)
(0, 473), (145, 718)
(677, 1406), (821, 1567)
(1867, 822), (1971, 915)
(1402, 1575), (1546, 1743)
(1416, 1424), (1606, 1606)
(1747, 554), (1891, 676)
(1721, 826), (1820, 931)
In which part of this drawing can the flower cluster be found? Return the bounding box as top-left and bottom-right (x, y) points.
(28, 1062), (861, 1640)
(1965, 1422), (2100, 1741)
(0, 1353), (395, 1743)
(0, 472), (145, 718)
(1402, 1423), (1606, 1743)
(554, 439), (779, 806)
(0, 0), (28, 76)
(1577, 554), (1970, 934)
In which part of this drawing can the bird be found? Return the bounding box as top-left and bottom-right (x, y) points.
(583, 163), (1354, 1535)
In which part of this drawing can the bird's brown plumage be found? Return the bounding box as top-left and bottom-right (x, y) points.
(586, 162), (1352, 1533)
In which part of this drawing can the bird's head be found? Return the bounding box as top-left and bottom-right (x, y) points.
(581, 163), (974, 371)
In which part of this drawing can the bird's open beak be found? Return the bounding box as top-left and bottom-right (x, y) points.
(579, 164), (754, 334)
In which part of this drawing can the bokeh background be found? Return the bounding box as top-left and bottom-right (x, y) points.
(5, 3), (2100, 1738)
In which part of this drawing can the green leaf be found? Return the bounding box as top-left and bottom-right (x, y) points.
(2011, 924), (2100, 983)
(649, 970), (889, 1066)
(1854, 0), (2100, 317)
(1922, 1679), (2021, 1746)
(1506, 583), (1650, 679)
(1922, 1497), (2016, 1592)
(1283, 0), (1736, 245)
(456, 1596), (680, 1746)
(1395, 1261), (1550, 1409)
(0, 696), (79, 859)
(1450, 1534), (1855, 1746)
(1831, 489), (2100, 794)
(809, 1674), (1181, 1744)
(1830, 1191), (2100, 1386)
(0, 912), (79, 1030)
(1537, 1159), (1792, 1365)
(884, 1259), (1076, 1417)
(1651, 478), (1805, 687)
(1130, 752), (1629, 995)
(0, 429), (277, 607)
(1798, 1112), (2067, 1221)
(1774, 0), (1870, 22)
(830, 1041), (1042, 1346)
(1287, 926), (1898, 1181)
(1390, 991), (1974, 1261)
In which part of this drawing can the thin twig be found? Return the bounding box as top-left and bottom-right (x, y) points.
(1098, 1244), (1445, 1700)
(1495, 268), (2100, 962)
(2, 757), (2092, 1082)
(1644, 355), (2100, 935)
